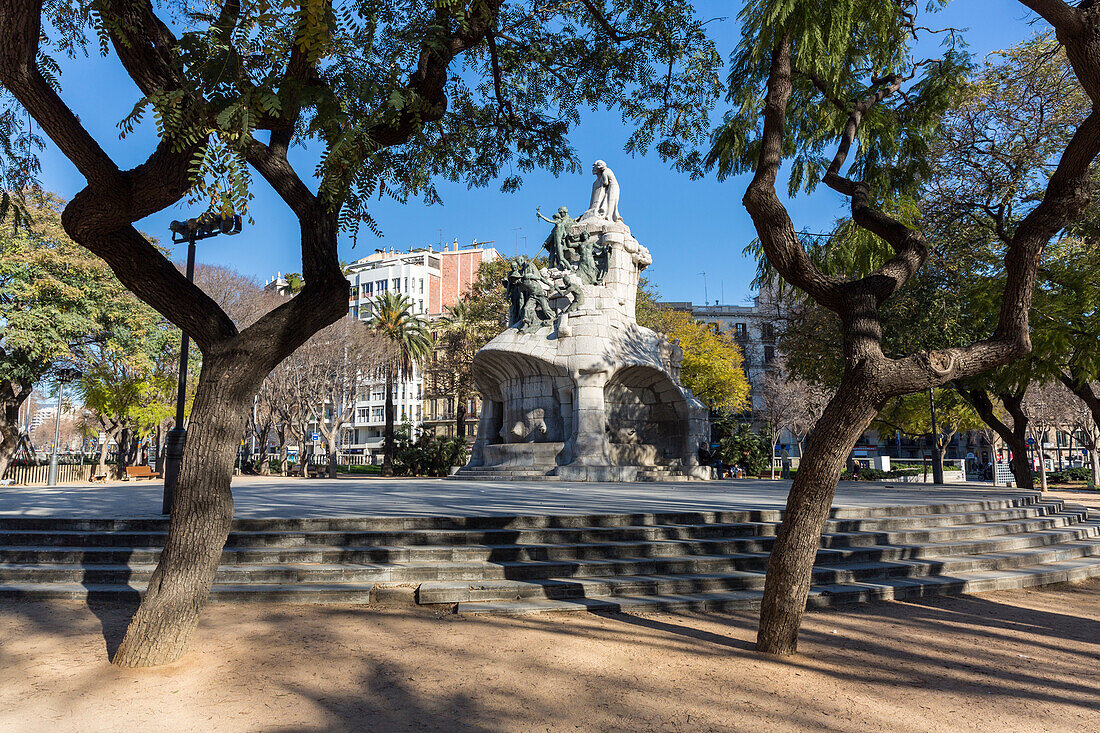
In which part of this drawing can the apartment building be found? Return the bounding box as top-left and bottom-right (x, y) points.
(664, 286), (785, 415)
(340, 240), (498, 460)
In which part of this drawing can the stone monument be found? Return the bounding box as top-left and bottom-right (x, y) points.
(456, 162), (711, 481)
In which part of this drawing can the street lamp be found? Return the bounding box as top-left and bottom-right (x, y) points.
(162, 212), (243, 515)
(46, 366), (82, 487)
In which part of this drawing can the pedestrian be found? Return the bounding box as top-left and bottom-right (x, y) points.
(851, 461), (861, 480)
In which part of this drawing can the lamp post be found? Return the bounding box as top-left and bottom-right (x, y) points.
(46, 366), (82, 487)
(161, 212), (243, 515)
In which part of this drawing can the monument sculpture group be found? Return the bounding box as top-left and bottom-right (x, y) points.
(458, 161), (711, 481)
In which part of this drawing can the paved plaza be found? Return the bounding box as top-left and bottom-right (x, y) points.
(0, 475), (1017, 518)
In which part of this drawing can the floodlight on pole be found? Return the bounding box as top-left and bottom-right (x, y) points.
(161, 211), (243, 515)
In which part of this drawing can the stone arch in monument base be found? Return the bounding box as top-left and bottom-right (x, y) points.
(603, 364), (691, 467)
(467, 351), (573, 470)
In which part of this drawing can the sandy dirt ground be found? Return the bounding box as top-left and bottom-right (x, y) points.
(1, 578), (1098, 733)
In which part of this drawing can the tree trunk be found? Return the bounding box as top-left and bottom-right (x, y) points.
(327, 434), (339, 478)
(383, 367), (395, 477)
(1091, 438), (1100, 487)
(153, 425), (163, 473)
(961, 387), (1034, 490)
(0, 379), (31, 480)
(97, 429), (114, 479)
(1036, 430), (1049, 492)
(0, 400), (23, 481)
(757, 379), (880, 656)
(116, 427), (131, 475)
(112, 353), (255, 667)
(255, 425), (270, 474)
(935, 428), (956, 483)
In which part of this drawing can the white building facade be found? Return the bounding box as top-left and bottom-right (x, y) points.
(337, 243), (498, 461)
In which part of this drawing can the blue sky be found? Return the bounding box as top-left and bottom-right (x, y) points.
(34, 0), (1039, 306)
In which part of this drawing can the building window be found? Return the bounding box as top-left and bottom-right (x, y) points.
(348, 284), (356, 298)
(364, 282), (373, 295)
(735, 323), (747, 338)
(761, 322), (775, 343)
(393, 278), (401, 292)
(377, 279), (387, 292)
(357, 408), (368, 422)
(419, 278), (424, 294)
(404, 277), (409, 292)
(371, 406), (384, 422)
(764, 345), (776, 363)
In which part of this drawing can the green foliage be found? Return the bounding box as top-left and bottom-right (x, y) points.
(714, 419), (769, 475)
(10, 2), (724, 231)
(773, 33), (1091, 396)
(1049, 466), (1093, 484)
(840, 466), (920, 481)
(344, 463), (383, 475)
(0, 190), (157, 391)
(369, 291), (433, 379)
(283, 273), (305, 294)
(657, 309), (750, 413)
(875, 387), (982, 439)
(706, 0), (967, 197)
(393, 427), (468, 477)
(463, 257), (512, 332)
(634, 275), (666, 332)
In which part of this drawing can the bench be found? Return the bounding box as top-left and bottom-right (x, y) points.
(125, 466), (161, 481)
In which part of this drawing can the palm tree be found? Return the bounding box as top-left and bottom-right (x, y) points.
(435, 300), (488, 441)
(369, 291), (433, 476)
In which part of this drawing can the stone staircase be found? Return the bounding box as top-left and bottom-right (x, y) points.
(1, 494), (1098, 614)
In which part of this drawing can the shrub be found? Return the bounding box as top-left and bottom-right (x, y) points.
(841, 467), (922, 481)
(393, 428), (469, 477)
(713, 420), (770, 476)
(1049, 466), (1093, 484)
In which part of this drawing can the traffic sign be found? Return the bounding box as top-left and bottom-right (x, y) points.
(311, 432), (320, 442)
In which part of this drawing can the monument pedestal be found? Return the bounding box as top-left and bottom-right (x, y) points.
(456, 196), (711, 483)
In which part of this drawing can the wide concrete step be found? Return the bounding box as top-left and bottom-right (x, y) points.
(5, 519), (1097, 587)
(415, 531), (1100, 603)
(0, 502), (1064, 552)
(8, 536), (1099, 606)
(451, 555), (1100, 616)
(0, 510), (1086, 570)
(0, 582), (376, 604)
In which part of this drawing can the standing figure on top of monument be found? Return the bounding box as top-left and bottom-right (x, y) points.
(536, 205), (576, 270)
(580, 160), (622, 223)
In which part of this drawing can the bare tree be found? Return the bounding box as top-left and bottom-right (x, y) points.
(759, 369), (828, 477)
(1062, 381), (1100, 485)
(1022, 380), (1076, 492)
(309, 318), (381, 478)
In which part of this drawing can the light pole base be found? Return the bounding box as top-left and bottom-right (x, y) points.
(162, 428), (187, 515)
